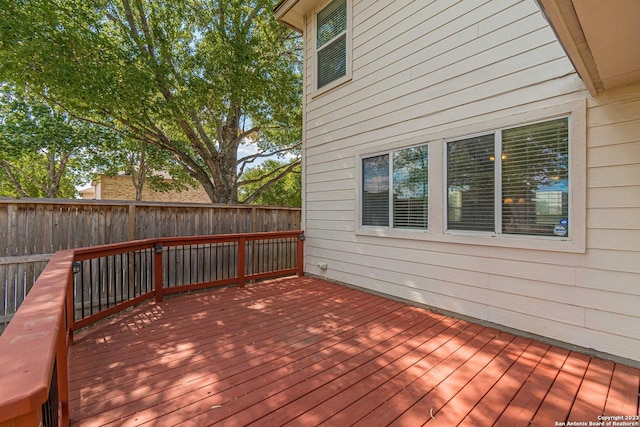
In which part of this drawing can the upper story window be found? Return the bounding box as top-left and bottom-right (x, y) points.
(362, 144), (429, 230)
(316, 0), (348, 90)
(447, 118), (569, 237)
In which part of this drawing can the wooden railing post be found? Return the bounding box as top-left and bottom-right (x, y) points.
(238, 236), (246, 288)
(57, 310), (70, 427)
(297, 233), (304, 277)
(67, 263), (76, 344)
(153, 243), (164, 302)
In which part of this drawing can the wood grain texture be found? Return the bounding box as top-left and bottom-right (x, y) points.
(68, 277), (640, 426)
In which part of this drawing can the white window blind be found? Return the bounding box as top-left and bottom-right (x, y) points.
(502, 118), (569, 236)
(316, 0), (347, 89)
(362, 154), (389, 226)
(447, 134), (495, 232)
(393, 145), (428, 229)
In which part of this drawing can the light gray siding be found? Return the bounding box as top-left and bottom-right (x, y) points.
(301, 0), (640, 363)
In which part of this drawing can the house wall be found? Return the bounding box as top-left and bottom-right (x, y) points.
(96, 175), (211, 203)
(300, 0), (640, 363)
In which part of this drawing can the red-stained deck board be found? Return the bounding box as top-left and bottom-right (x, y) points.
(74, 280), (410, 425)
(241, 311), (446, 427)
(567, 358), (616, 421)
(460, 340), (551, 426)
(352, 325), (503, 427)
(389, 331), (519, 427)
(189, 306), (435, 427)
(420, 336), (532, 426)
(70, 282), (372, 406)
(286, 316), (463, 427)
(67, 277), (640, 426)
(530, 352), (591, 426)
(124, 302), (420, 426)
(319, 321), (485, 427)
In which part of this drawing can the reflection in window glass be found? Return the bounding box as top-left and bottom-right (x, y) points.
(447, 134), (495, 232)
(362, 155), (389, 226)
(502, 118), (569, 236)
(316, 0), (347, 88)
(393, 145), (428, 229)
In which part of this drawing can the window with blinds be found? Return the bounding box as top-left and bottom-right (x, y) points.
(316, 0), (347, 89)
(502, 118), (569, 236)
(393, 145), (428, 229)
(361, 144), (429, 229)
(447, 134), (495, 232)
(362, 154), (389, 227)
(445, 117), (569, 237)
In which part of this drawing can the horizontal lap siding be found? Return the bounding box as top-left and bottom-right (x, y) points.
(302, 0), (640, 362)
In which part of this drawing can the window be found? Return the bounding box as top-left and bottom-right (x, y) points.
(446, 117), (569, 237)
(362, 145), (428, 229)
(316, 0), (348, 89)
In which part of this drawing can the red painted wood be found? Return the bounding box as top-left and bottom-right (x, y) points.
(604, 363), (640, 416)
(388, 331), (517, 427)
(567, 357), (616, 421)
(493, 345), (569, 426)
(460, 340), (550, 426)
(420, 336), (531, 426)
(287, 316), (463, 426)
(153, 247), (163, 303)
(64, 278), (640, 427)
(71, 292), (153, 332)
(0, 250), (74, 426)
(530, 352), (591, 426)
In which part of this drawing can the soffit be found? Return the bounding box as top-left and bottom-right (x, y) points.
(275, 0), (319, 32)
(539, 0), (640, 95)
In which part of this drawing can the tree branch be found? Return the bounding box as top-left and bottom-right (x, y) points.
(237, 140), (301, 167)
(238, 159), (300, 204)
(0, 159), (48, 196)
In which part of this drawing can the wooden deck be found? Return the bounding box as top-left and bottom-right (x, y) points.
(68, 276), (640, 426)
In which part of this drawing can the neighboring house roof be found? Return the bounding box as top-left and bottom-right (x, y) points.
(537, 0), (640, 95)
(78, 186), (96, 199)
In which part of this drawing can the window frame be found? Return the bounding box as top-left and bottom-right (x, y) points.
(444, 116), (571, 238)
(360, 142), (430, 232)
(355, 101), (586, 253)
(313, 0), (352, 96)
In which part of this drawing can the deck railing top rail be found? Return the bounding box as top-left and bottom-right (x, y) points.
(0, 251), (72, 426)
(0, 230), (304, 427)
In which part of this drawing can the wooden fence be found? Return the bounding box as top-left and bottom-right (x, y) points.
(0, 230), (304, 427)
(0, 199), (301, 333)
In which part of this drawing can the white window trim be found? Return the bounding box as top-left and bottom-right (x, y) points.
(355, 100), (586, 253)
(312, 0), (352, 97)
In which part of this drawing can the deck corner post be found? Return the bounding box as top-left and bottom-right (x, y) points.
(297, 233), (304, 277)
(238, 236), (246, 288)
(153, 243), (164, 303)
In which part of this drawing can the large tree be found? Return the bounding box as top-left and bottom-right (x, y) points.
(0, 89), (112, 198)
(0, 0), (302, 203)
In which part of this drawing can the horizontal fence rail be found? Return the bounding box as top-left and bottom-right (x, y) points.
(0, 231), (304, 427)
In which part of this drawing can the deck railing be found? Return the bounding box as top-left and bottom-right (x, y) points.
(0, 231), (304, 427)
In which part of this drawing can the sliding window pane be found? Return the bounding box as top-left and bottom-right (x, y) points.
(362, 155), (389, 226)
(502, 118), (569, 236)
(393, 145), (428, 229)
(447, 135), (495, 232)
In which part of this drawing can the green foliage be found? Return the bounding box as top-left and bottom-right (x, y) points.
(238, 159), (301, 207)
(0, 89), (113, 198)
(0, 0), (302, 203)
